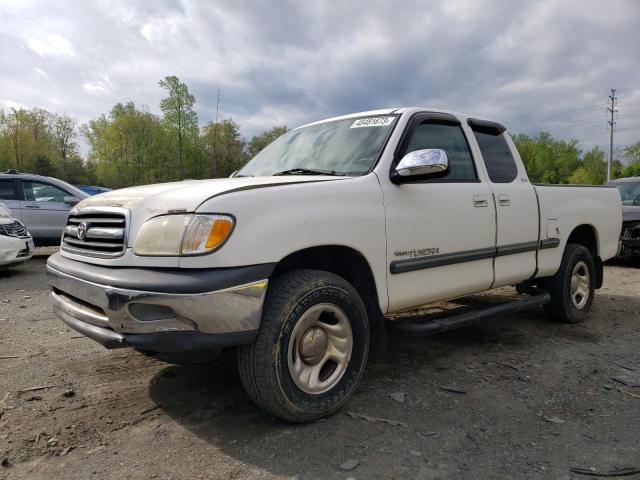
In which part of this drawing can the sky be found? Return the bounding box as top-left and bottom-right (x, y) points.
(1, 0), (639, 157)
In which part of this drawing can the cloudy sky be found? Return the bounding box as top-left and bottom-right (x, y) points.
(1, 0), (639, 156)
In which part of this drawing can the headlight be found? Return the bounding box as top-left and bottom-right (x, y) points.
(133, 214), (234, 256)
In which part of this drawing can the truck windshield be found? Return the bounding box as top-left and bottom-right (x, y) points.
(612, 181), (640, 205)
(237, 115), (398, 177)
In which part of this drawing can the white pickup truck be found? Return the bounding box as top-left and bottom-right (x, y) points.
(47, 108), (622, 422)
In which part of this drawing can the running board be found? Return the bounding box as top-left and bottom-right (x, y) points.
(386, 291), (551, 336)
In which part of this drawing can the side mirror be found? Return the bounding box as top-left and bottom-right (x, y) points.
(64, 196), (80, 206)
(392, 149), (449, 183)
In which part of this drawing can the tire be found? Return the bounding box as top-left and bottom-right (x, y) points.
(540, 243), (595, 323)
(237, 269), (370, 422)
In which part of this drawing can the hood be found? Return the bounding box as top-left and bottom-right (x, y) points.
(76, 176), (346, 214)
(622, 204), (640, 222)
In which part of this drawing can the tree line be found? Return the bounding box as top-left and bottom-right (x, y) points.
(0, 76), (287, 188)
(512, 133), (640, 184)
(1, 75), (639, 187)
(0, 108), (90, 183)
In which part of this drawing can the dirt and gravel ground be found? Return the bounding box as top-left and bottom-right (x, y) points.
(0, 251), (639, 480)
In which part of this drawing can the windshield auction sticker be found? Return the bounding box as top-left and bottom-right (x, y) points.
(350, 116), (395, 128)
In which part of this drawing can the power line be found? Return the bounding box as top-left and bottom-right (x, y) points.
(540, 104), (606, 121)
(562, 127), (609, 137)
(566, 123), (609, 131)
(618, 100), (640, 106)
(554, 118), (608, 129)
(615, 126), (640, 133)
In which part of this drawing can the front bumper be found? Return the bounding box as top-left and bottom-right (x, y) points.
(621, 238), (640, 255)
(47, 253), (275, 352)
(620, 221), (640, 256)
(0, 235), (34, 266)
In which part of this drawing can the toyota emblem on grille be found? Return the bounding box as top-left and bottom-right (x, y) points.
(77, 221), (87, 240)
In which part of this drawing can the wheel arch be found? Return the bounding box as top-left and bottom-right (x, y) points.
(271, 245), (387, 360)
(566, 223), (603, 288)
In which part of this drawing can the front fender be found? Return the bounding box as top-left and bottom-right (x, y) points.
(183, 175), (389, 311)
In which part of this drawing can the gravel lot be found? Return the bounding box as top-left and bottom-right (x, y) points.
(1, 252), (639, 480)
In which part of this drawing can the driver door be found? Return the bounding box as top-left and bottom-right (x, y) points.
(19, 180), (74, 242)
(381, 113), (496, 312)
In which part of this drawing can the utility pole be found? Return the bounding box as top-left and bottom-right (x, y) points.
(211, 88), (220, 177)
(607, 88), (617, 181)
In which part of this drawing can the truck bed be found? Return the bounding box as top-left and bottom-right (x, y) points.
(533, 184), (621, 278)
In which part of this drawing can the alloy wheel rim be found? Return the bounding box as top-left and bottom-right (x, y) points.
(287, 303), (353, 395)
(570, 260), (590, 309)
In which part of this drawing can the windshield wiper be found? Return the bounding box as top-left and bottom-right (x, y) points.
(273, 168), (345, 176)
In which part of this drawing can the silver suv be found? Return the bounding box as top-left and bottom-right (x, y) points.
(0, 171), (88, 246)
(606, 176), (640, 257)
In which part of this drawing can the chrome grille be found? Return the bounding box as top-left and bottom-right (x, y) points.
(61, 208), (128, 258)
(0, 221), (29, 238)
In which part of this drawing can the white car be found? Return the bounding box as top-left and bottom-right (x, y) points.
(0, 201), (34, 268)
(47, 107), (622, 422)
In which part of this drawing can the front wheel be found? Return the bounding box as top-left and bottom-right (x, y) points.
(237, 269), (370, 422)
(541, 243), (595, 323)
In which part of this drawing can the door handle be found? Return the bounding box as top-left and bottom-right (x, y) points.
(498, 194), (510, 206)
(24, 205), (41, 209)
(473, 195), (488, 208)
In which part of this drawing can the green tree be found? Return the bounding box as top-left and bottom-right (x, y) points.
(8, 108), (24, 169)
(578, 146), (607, 184)
(622, 142), (640, 164)
(82, 102), (172, 188)
(0, 107), (90, 181)
(158, 76), (198, 178)
(202, 119), (246, 178)
(611, 159), (624, 179)
(568, 167), (591, 184)
(34, 154), (56, 177)
(621, 161), (640, 178)
(25, 108), (51, 156)
(53, 113), (77, 177)
(513, 132), (581, 183)
(247, 125), (287, 159)
(65, 153), (93, 184)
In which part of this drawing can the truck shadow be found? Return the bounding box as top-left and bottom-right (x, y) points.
(0, 256), (50, 292)
(147, 290), (637, 478)
(606, 256), (640, 268)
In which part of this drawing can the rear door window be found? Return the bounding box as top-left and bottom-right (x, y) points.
(473, 131), (518, 183)
(22, 181), (69, 203)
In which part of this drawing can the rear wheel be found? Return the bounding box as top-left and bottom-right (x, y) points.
(541, 243), (595, 323)
(237, 269), (370, 422)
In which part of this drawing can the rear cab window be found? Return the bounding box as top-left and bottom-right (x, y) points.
(468, 119), (518, 183)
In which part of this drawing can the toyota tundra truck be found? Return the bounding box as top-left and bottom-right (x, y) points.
(47, 108), (622, 422)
